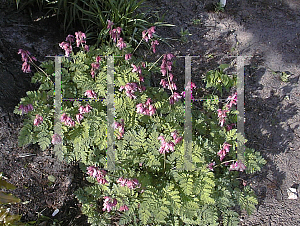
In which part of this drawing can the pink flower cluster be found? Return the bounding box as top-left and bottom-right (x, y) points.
(160, 53), (174, 77)
(158, 131), (182, 154)
(131, 64), (144, 82)
(102, 196), (129, 213)
(226, 123), (235, 131)
(181, 82), (197, 100)
(171, 130), (183, 144)
(117, 177), (141, 189)
(107, 20), (127, 50)
(18, 104), (34, 114)
(59, 32), (88, 57)
(159, 54), (184, 105)
(217, 92), (237, 127)
(151, 40), (159, 53)
(87, 166), (108, 185)
(125, 53), (132, 61)
(109, 26), (122, 42)
(217, 142), (232, 161)
(79, 104), (92, 114)
(142, 26), (156, 42)
(59, 41), (72, 57)
(51, 133), (62, 145)
(119, 205), (129, 212)
(18, 49), (37, 73)
(113, 119), (125, 139)
(207, 161), (216, 171)
(116, 38), (126, 50)
(226, 92), (237, 109)
(169, 92), (182, 105)
(60, 104), (91, 127)
(119, 82), (145, 99)
(75, 31), (86, 47)
(84, 90), (97, 99)
(61, 113), (76, 127)
(136, 98), (156, 116)
(90, 56), (102, 78)
(103, 196), (117, 212)
(217, 109), (229, 127)
(33, 114), (43, 126)
(229, 160), (246, 172)
(77, 104), (92, 123)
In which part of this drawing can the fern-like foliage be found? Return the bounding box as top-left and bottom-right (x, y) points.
(15, 35), (266, 226)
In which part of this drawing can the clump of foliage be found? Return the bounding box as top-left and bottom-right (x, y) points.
(0, 173), (23, 226)
(14, 0), (173, 47)
(14, 20), (266, 225)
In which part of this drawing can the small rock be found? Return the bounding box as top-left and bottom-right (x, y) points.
(287, 185), (298, 199)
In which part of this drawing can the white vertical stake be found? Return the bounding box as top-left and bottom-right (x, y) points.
(220, 0), (226, 7)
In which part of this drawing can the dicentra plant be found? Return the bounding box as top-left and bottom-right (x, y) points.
(14, 21), (265, 225)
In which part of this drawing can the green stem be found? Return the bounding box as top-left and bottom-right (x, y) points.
(164, 152), (166, 170)
(147, 54), (164, 72)
(220, 159), (236, 165)
(29, 56), (53, 84)
(132, 34), (145, 55)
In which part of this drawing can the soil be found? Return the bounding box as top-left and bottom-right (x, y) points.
(1, 0), (300, 225)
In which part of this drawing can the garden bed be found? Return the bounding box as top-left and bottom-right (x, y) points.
(0, 0), (300, 225)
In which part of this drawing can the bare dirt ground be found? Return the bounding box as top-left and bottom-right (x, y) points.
(0, 0), (300, 225)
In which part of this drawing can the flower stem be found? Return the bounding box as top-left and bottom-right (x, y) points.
(220, 159), (236, 165)
(29, 56), (53, 84)
(132, 33), (146, 55)
(147, 54), (164, 72)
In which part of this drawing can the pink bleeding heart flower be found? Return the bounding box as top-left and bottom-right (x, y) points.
(217, 109), (229, 127)
(116, 38), (126, 50)
(125, 53), (132, 61)
(60, 113), (68, 122)
(76, 113), (84, 123)
(131, 64), (142, 75)
(59, 42), (72, 57)
(103, 196), (117, 212)
(117, 177), (128, 187)
(113, 119), (125, 139)
(226, 92), (237, 109)
(33, 114), (43, 126)
(75, 31), (86, 47)
(229, 160), (246, 172)
(84, 45), (89, 52)
(64, 116), (75, 127)
(109, 27), (122, 43)
(18, 49), (30, 62)
(107, 20), (114, 30)
(160, 79), (168, 88)
(65, 34), (75, 43)
(207, 162), (216, 171)
(18, 49), (37, 73)
(19, 104), (34, 114)
(217, 142), (232, 161)
(84, 90), (97, 99)
(119, 205), (129, 212)
(151, 40), (159, 53)
(169, 92), (182, 105)
(126, 178), (140, 189)
(21, 61), (31, 73)
(87, 166), (108, 185)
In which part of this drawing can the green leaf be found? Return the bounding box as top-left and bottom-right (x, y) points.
(0, 179), (16, 190)
(0, 192), (20, 204)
